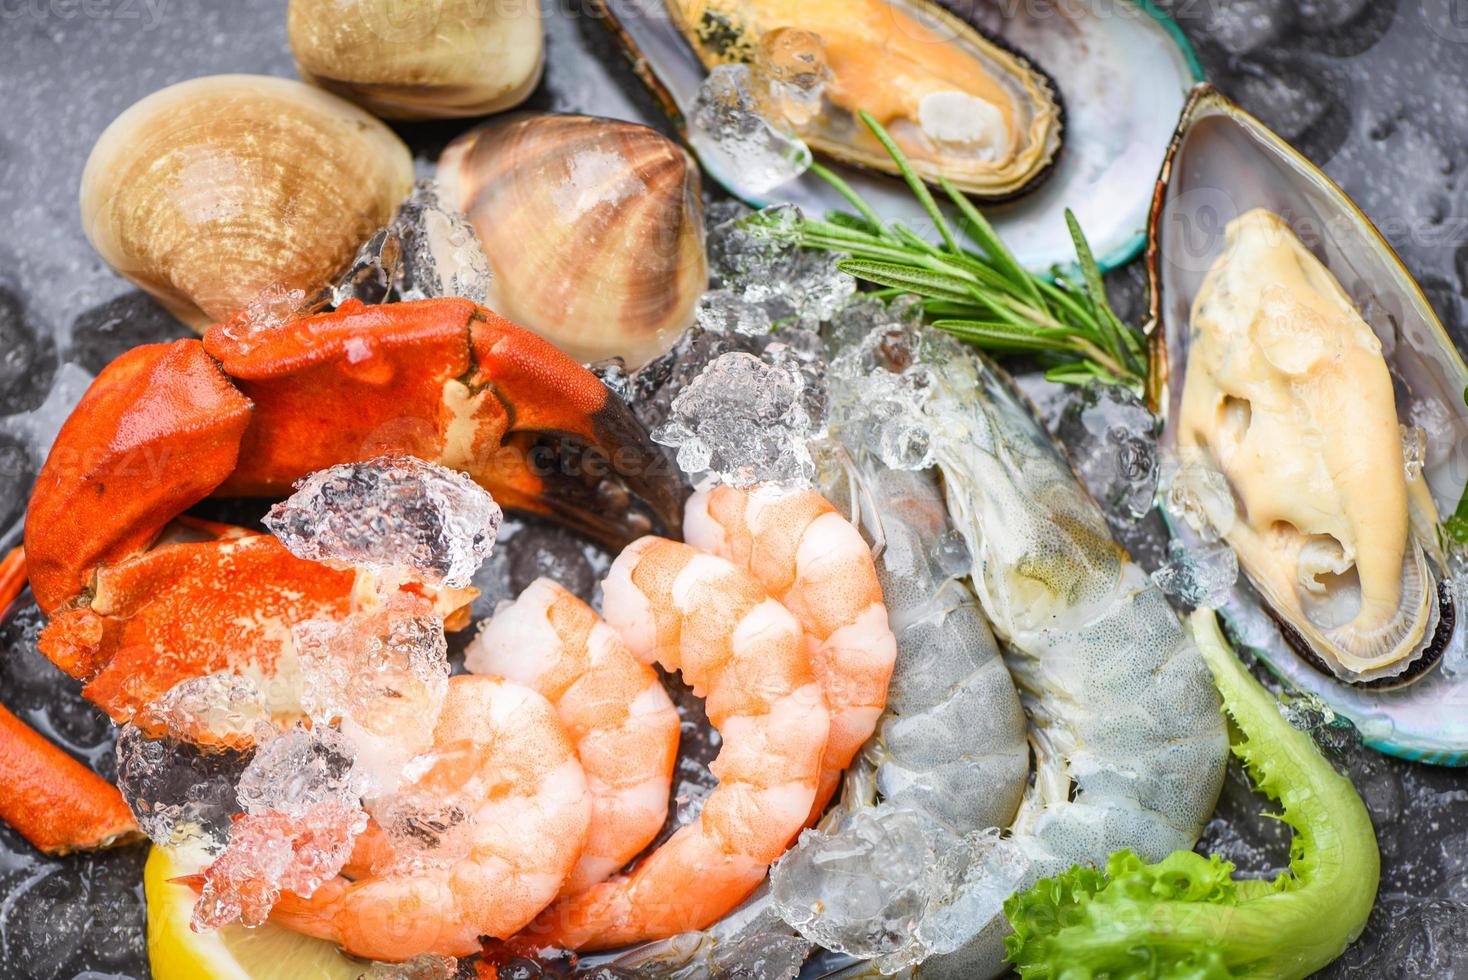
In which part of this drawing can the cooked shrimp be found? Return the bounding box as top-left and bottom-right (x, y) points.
(527, 536), (830, 950)
(684, 485), (898, 822)
(464, 577), (680, 894)
(270, 675), (590, 961)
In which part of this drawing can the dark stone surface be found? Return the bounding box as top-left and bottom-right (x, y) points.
(0, 1), (1465, 976)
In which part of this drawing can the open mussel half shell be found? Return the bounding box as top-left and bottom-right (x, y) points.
(1148, 84), (1468, 762)
(592, 0), (1200, 271)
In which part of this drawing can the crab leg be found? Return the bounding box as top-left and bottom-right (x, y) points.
(0, 702), (140, 854)
(0, 547), (24, 615)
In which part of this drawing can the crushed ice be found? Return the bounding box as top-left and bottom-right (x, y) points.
(265, 455), (502, 589)
(332, 180), (493, 307)
(1151, 539), (1239, 608)
(770, 804), (1027, 972)
(1052, 382), (1161, 525)
(690, 64), (812, 196)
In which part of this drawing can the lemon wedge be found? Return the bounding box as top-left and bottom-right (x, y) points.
(145, 844), (366, 980)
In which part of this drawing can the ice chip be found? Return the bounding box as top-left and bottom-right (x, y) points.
(115, 726), (248, 853)
(904, 829), (1029, 967)
(136, 672), (274, 750)
(690, 64), (812, 196)
(265, 455), (502, 588)
(653, 350), (816, 488)
(1152, 539), (1239, 608)
(828, 315), (935, 471)
(332, 181), (493, 307)
(753, 27), (830, 129)
(294, 607), (450, 795)
(1279, 691), (1363, 773)
(770, 804), (968, 964)
(236, 724), (363, 818)
(365, 740), (483, 871)
(1052, 382), (1161, 524)
(706, 205), (855, 327)
(696, 289), (773, 337)
(1166, 456), (1238, 542)
(209, 282), (310, 353)
(193, 800), (367, 930)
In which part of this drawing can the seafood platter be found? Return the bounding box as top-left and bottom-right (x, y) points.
(3, 0), (1468, 977)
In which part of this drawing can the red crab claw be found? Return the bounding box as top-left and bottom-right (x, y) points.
(201, 297), (683, 550)
(11, 298), (681, 854)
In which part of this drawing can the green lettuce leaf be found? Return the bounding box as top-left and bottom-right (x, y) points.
(1003, 610), (1380, 979)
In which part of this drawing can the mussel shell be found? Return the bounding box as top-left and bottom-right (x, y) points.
(1148, 83), (1468, 762)
(438, 114), (707, 368)
(287, 0), (544, 120)
(591, 0), (1202, 272)
(80, 74), (414, 331)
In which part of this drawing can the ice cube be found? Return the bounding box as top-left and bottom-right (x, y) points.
(707, 206), (855, 327)
(193, 800), (367, 930)
(1279, 692), (1363, 773)
(696, 289), (773, 337)
(365, 741), (482, 871)
(332, 181), (493, 307)
(827, 314), (935, 471)
(235, 724), (363, 818)
(265, 455), (502, 589)
(906, 829), (1029, 968)
(136, 673), (274, 749)
(1151, 539), (1239, 608)
(208, 282), (311, 353)
(1165, 456), (1238, 542)
(1053, 382), (1161, 525)
(770, 804), (968, 966)
(752, 27), (830, 129)
(294, 607), (450, 795)
(115, 727), (249, 853)
(690, 64), (812, 196)
(653, 351), (817, 488)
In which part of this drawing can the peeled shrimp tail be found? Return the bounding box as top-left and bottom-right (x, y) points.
(527, 536), (830, 951)
(466, 577), (680, 894)
(685, 485), (897, 821)
(271, 676), (591, 961)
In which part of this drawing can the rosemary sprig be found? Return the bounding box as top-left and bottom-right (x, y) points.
(746, 111), (1149, 392)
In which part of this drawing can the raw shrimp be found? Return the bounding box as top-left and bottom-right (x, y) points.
(526, 536), (831, 950)
(905, 336), (1230, 977)
(684, 484), (898, 820)
(270, 675), (591, 961)
(578, 459), (1032, 979)
(825, 462), (1029, 834)
(465, 577), (680, 894)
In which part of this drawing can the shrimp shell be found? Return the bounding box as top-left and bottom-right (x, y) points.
(910, 339), (1229, 977)
(466, 578), (681, 895)
(527, 536), (831, 950)
(684, 485), (898, 821)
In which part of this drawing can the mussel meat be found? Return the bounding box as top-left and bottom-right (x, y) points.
(80, 74), (414, 330)
(287, 0), (543, 119)
(437, 114), (707, 368)
(665, 0), (1063, 200)
(1150, 86), (1468, 695)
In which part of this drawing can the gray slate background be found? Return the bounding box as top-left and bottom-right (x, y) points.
(0, 0), (1465, 976)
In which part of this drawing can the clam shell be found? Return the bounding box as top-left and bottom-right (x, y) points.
(437, 114), (707, 368)
(591, 0), (1202, 271)
(287, 0), (543, 120)
(1148, 84), (1468, 762)
(80, 74), (414, 331)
